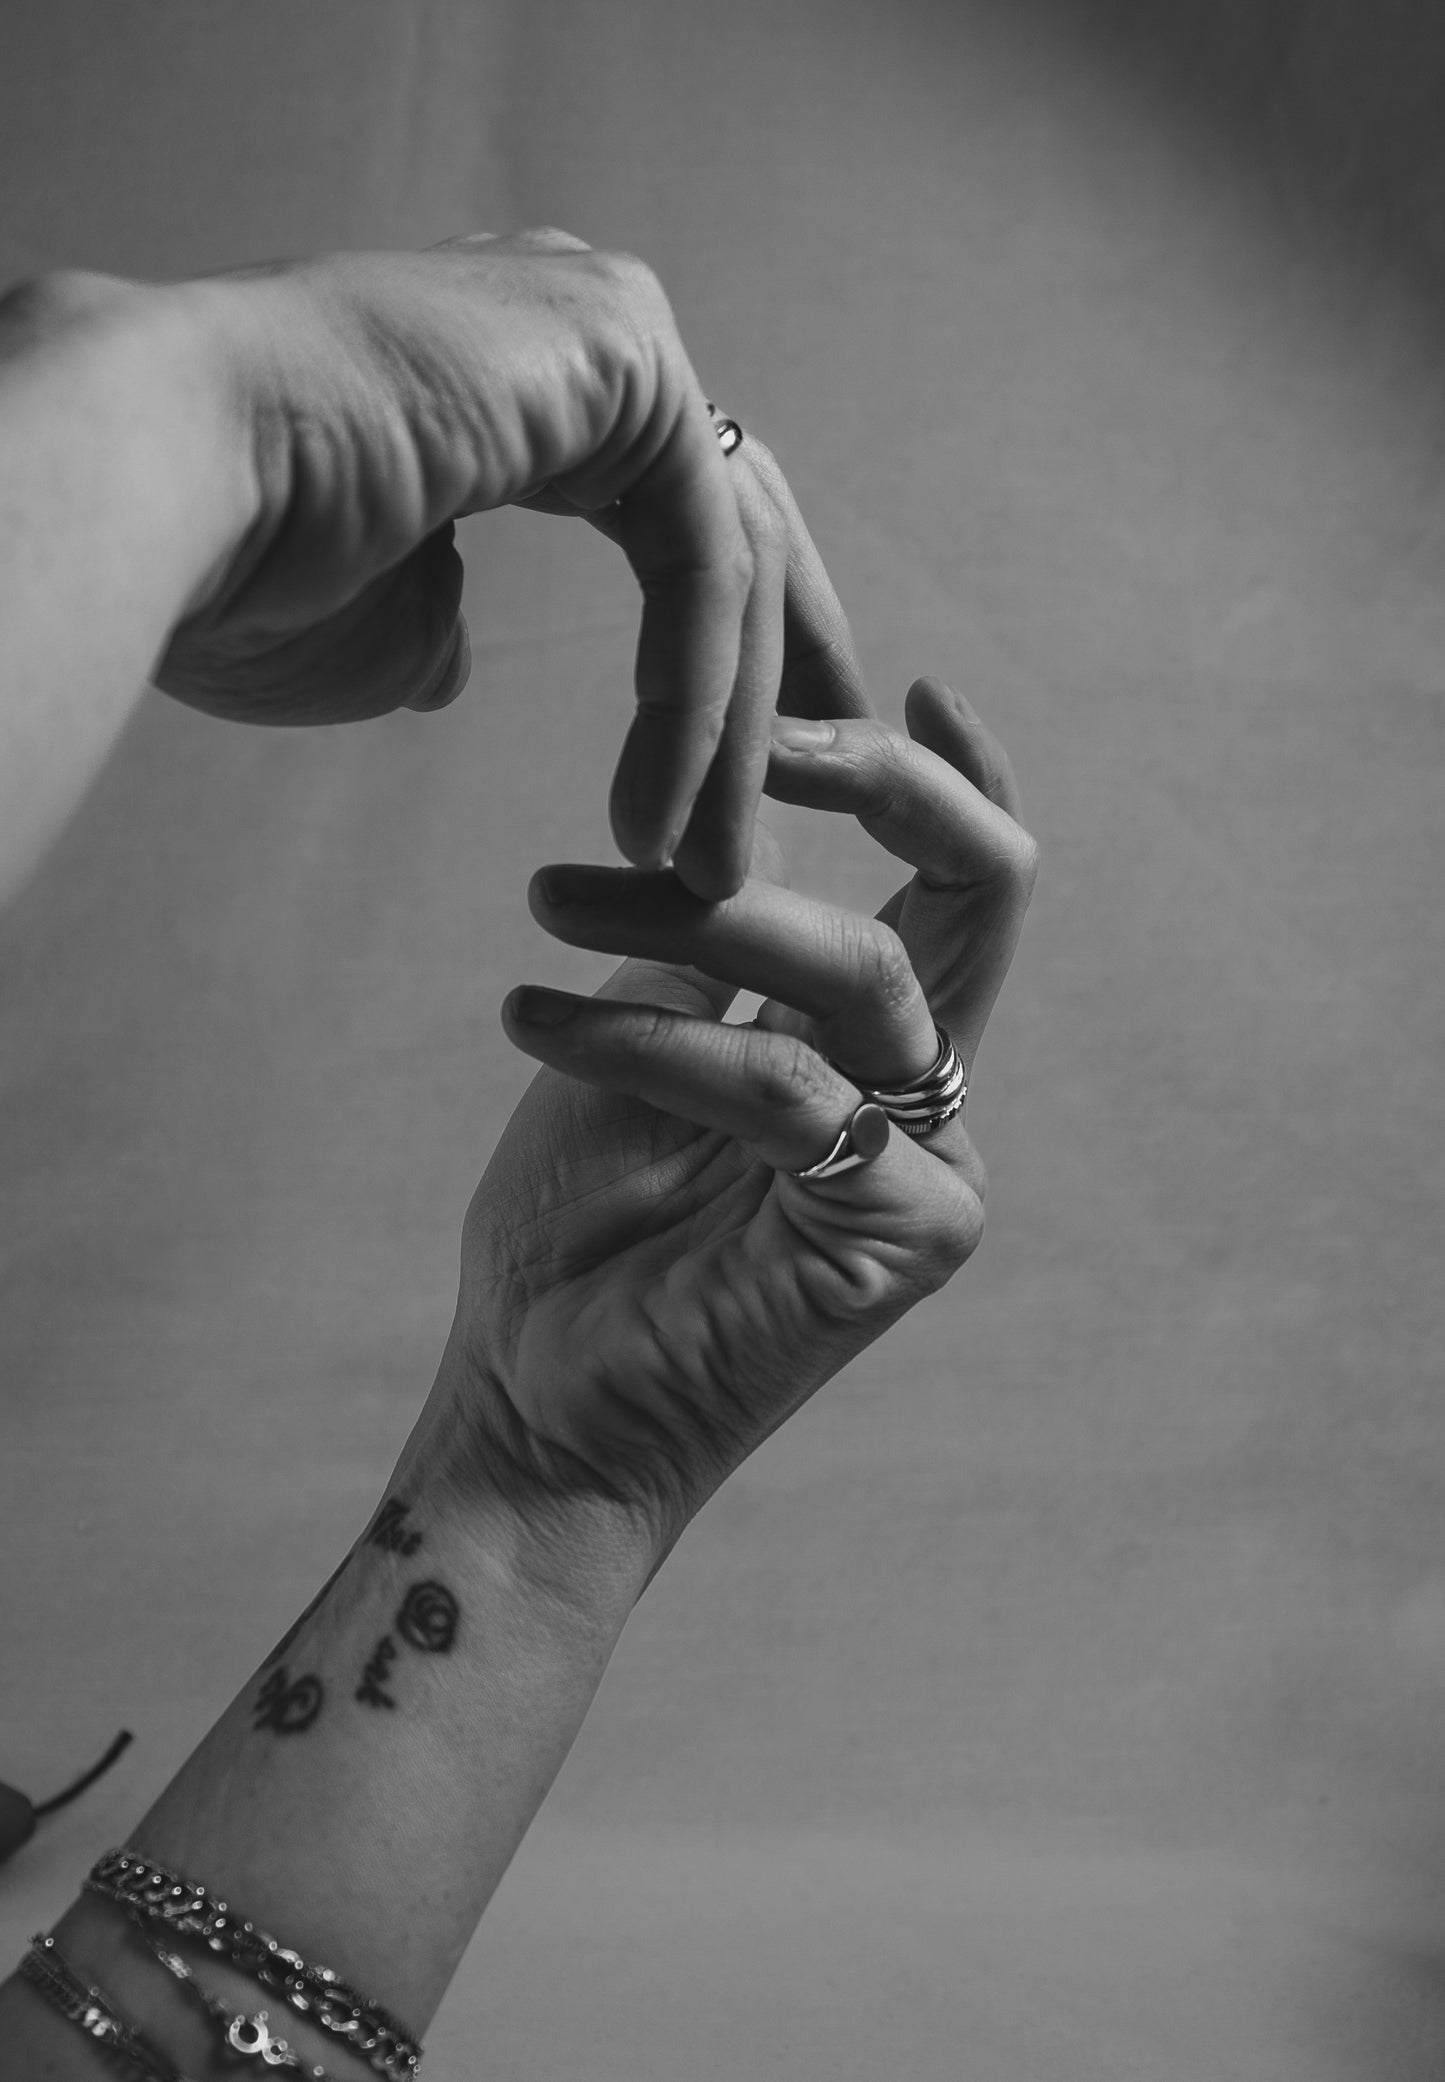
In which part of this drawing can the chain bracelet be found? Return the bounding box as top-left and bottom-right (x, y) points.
(85, 1849), (422, 2079)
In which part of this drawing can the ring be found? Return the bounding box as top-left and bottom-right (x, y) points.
(787, 1100), (890, 1181)
(843, 1026), (967, 1139)
(706, 400), (744, 456)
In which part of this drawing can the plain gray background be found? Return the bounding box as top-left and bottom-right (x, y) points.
(2, 3), (1444, 2074)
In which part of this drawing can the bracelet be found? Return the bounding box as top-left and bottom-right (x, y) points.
(20, 1933), (196, 2082)
(130, 1913), (335, 2079)
(85, 1849), (423, 2079)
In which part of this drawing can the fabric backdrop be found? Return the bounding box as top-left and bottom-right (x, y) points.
(2, 3), (1444, 2075)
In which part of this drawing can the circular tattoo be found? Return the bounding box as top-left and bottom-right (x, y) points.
(396, 1580), (458, 1654)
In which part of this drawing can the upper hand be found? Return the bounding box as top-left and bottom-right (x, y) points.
(443, 679), (1038, 1567)
(153, 229), (869, 898)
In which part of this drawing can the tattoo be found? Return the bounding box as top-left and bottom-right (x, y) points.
(261, 1552), (352, 1672)
(396, 1580), (459, 1655)
(252, 1666), (324, 1735)
(367, 1499), (423, 1557)
(355, 1635), (399, 1709)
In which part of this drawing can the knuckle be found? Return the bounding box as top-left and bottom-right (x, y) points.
(0, 268), (128, 343)
(592, 245), (665, 309)
(754, 1035), (829, 1115)
(741, 480), (789, 559)
(942, 1183), (986, 1270)
(627, 1003), (681, 1063)
(739, 430), (780, 482)
(848, 917), (917, 1010)
(514, 224), (591, 252)
(718, 532), (756, 605)
(1008, 824), (1041, 899)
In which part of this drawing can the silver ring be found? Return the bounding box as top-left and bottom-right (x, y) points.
(787, 1100), (890, 1181)
(842, 1026), (967, 1139)
(706, 400), (744, 456)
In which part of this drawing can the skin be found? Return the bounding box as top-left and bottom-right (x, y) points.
(0, 229), (869, 912)
(0, 684), (1037, 2076)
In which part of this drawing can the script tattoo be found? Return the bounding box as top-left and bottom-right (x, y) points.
(356, 1636), (399, 1709)
(367, 1499), (423, 1557)
(396, 1580), (458, 1655)
(252, 1666), (324, 1735)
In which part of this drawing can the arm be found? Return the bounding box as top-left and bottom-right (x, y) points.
(0, 276), (254, 909)
(0, 232), (870, 917)
(0, 681), (1035, 2077)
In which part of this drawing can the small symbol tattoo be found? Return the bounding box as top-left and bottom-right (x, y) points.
(252, 1666), (324, 1735)
(356, 1635), (399, 1709)
(368, 1499), (423, 1557)
(396, 1580), (458, 1655)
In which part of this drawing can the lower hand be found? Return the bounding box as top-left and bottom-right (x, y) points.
(442, 678), (1038, 1567)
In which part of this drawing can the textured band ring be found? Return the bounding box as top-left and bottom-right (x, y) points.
(845, 1026), (967, 1139)
(787, 1099), (891, 1181)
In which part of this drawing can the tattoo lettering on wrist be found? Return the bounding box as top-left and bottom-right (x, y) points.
(356, 1635), (399, 1709)
(367, 1498), (424, 1556)
(396, 1580), (459, 1654)
(252, 1665), (324, 1735)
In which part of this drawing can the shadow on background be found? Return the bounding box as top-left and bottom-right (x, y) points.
(979, 0), (1445, 310)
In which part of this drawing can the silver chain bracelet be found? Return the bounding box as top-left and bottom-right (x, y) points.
(85, 1848), (423, 2079)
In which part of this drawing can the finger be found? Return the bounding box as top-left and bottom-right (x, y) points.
(669, 450), (788, 901)
(530, 864), (939, 1088)
(607, 395), (753, 891)
(503, 988), (986, 1216)
(740, 433), (872, 722)
(404, 611), (470, 712)
(904, 675), (1024, 819)
(764, 693), (1037, 1061)
(764, 704), (1029, 892)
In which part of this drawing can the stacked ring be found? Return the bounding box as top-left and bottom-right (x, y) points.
(846, 1027), (967, 1139)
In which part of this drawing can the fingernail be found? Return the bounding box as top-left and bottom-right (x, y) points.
(771, 718), (836, 752)
(508, 986), (577, 1027)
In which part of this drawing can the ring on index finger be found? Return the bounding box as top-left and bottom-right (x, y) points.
(837, 1025), (967, 1140)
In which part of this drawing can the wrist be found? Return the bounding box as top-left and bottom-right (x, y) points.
(1, 269), (262, 624)
(397, 1323), (665, 1628)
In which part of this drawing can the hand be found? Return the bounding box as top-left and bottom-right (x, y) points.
(152, 229), (869, 897)
(443, 678), (1038, 1566)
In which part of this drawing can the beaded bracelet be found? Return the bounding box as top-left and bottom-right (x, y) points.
(85, 1848), (423, 2079)
(20, 1933), (196, 2082)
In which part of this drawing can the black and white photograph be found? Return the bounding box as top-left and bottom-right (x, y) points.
(1, 3), (1442, 2075)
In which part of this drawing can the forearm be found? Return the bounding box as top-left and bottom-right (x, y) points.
(0, 1337), (655, 2075)
(0, 274), (255, 910)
